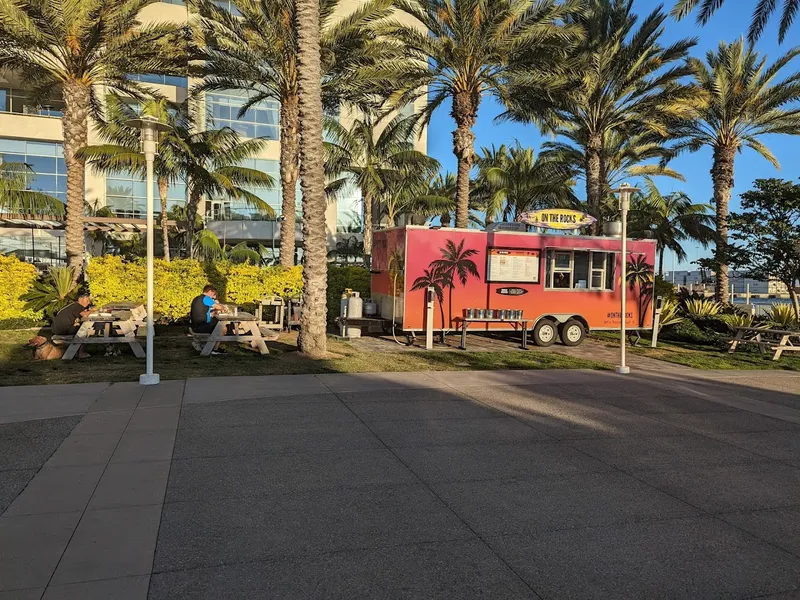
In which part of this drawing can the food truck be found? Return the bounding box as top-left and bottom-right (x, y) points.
(370, 217), (657, 347)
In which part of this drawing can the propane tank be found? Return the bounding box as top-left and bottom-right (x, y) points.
(340, 290), (363, 337)
(340, 289), (364, 319)
(363, 298), (378, 317)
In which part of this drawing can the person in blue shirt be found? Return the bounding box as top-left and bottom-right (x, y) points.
(190, 285), (226, 334)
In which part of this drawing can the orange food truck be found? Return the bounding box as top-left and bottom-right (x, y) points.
(370, 218), (657, 347)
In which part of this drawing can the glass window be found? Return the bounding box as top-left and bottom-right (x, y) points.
(553, 252), (571, 270)
(573, 252), (589, 289)
(205, 158), (282, 221)
(0, 89), (64, 118)
(26, 155), (57, 174)
(105, 172), (186, 218)
(213, 0), (242, 16)
(127, 73), (188, 88)
(545, 249), (616, 291)
(0, 138), (67, 204)
(206, 91), (280, 140)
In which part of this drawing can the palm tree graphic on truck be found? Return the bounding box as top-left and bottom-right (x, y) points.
(412, 239), (480, 331)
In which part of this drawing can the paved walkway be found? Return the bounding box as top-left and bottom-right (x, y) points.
(1, 368), (800, 599)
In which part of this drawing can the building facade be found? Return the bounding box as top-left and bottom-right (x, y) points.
(0, 0), (427, 264)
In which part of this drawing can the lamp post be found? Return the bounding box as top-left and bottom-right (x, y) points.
(127, 116), (171, 386)
(611, 182), (640, 375)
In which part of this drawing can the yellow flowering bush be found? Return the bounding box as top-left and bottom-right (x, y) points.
(86, 256), (303, 320)
(0, 255), (43, 324)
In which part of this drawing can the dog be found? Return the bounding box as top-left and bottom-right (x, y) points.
(28, 336), (65, 361)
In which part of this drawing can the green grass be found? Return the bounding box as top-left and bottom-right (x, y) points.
(0, 326), (609, 387)
(591, 331), (800, 371)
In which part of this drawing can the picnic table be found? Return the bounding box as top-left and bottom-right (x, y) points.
(58, 305), (146, 361)
(728, 326), (800, 361)
(198, 310), (269, 356)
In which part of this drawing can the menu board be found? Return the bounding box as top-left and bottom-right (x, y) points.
(487, 248), (540, 283)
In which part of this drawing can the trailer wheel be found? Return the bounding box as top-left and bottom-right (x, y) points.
(532, 319), (558, 347)
(560, 319), (586, 347)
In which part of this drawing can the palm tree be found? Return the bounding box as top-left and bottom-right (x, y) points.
(540, 129), (686, 212)
(81, 96), (182, 261)
(83, 99), (274, 259)
(475, 144), (577, 224)
(672, 0), (799, 43)
(295, 0), (328, 358)
(506, 0), (695, 226)
(431, 239), (480, 329)
(411, 265), (448, 332)
(194, 229), (267, 264)
(0, 0), (185, 277)
(388, 0), (579, 229)
(0, 163), (65, 217)
(192, 0), (398, 268)
(425, 172), (456, 227)
(675, 40), (800, 303)
(325, 113), (439, 260)
(628, 178), (716, 277)
(176, 126), (275, 258)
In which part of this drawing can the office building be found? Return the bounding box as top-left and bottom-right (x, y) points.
(0, 0), (428, 264)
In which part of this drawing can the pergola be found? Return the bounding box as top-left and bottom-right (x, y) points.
(0, 214), (181, 232)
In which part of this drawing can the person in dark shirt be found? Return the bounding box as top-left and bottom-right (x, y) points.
(190, 285), (225, 334)
(52, 293), (92, 336)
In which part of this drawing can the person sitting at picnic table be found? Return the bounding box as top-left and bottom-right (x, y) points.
(190, 285), (227, 334)
(52, 293), (92, 336)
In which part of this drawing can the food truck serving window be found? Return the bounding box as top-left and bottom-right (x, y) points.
(545, 250), (615, 291)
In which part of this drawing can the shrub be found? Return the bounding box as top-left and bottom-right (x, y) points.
(660, 318), (728, 348)
(22, 266), (79, 319)
(87, 256), (303, 321)
(691, 315), (730, 335)
(765, 303), (798, 330)
(683, 298), (722, 317)
(720, 313), (757, 331)
(0, 255), (43, 324)
(327, 265), (370, 325)
(656, 298), (683, 332)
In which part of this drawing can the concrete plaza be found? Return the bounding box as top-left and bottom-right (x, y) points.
(1, 367), (799, 599)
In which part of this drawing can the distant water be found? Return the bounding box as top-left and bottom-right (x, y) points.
(733, 298), (791, 306)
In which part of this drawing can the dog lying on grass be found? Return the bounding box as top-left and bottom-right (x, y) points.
(27, 336), (64, 361)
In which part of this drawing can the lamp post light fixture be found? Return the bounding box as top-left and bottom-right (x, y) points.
(611, 182), (640, 375)
(127, 115), (171, 386)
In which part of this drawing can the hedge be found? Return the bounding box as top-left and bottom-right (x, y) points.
(0, 255), (43, 326)
(1, 254), (372, 326)
(86, 256), (303, 320)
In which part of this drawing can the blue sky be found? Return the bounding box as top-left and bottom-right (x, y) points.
(424, 0), (799, 271)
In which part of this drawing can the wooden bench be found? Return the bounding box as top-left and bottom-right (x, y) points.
(50, 335), (74, 346)
(189, 329), (210, 351)
(728, 327), (800, 361)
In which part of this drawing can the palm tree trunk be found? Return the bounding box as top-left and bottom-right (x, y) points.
(186, 191), (200, 259)
(362, 190), (373, 267)
(585, 133), (602, 235)
(452, 91), (477, 229)
(279, 93), (300, 267)
(62, 81), (91, 280)
(296, 0), (328, 358)
(789, 286), (800, 324)
(658, 247), (665, 278)
(711, 144), (735, 303)
(159, 177), (170, 262)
